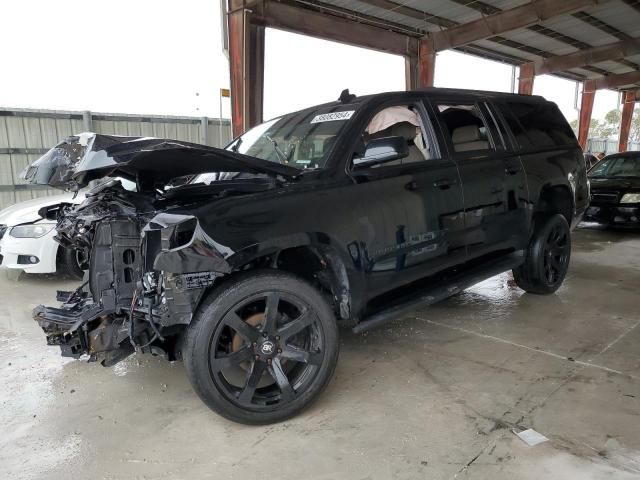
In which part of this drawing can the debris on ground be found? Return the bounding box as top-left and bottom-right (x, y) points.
(514, 428), (549, 446)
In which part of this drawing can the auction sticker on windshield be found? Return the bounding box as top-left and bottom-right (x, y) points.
(310, 111), (355, 123)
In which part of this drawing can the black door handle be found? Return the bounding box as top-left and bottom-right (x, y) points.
(491, 186), (504, 194)
(505, 167), (522, 175)
(405, 181), (418, 191)
(433, 178), (453, 189)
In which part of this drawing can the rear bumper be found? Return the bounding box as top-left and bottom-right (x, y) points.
(0, 229), (58, 273)
(584, 204), (640, 225)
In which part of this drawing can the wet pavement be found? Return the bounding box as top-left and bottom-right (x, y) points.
(0, 224), (638, 479)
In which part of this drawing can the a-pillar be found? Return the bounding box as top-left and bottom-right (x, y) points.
(228, 1), (265, 138)
(578, 80), (596, 151)
(618, 90), (636, 152)
(518, 62), (535, 95)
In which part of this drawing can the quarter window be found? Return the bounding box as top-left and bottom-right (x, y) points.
(504, 101), (576, 148)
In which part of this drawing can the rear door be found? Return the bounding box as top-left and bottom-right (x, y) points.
(485, 101), (530, 250)
(426, 96), (512, 260)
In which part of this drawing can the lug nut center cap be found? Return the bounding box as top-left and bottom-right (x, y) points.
(259, 340), (276, 356)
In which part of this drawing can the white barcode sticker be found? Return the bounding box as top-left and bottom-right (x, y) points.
(310, 111), (355, 123)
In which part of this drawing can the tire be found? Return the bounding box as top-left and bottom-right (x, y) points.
(56, 246), (84, 280)
(183, 270), (339, 424)
(513, 214), (571, 294)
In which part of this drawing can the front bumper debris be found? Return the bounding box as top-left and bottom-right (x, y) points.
(33, 286), (134, 366)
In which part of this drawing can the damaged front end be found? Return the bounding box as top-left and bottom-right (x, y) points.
(25, 133), (297, 366)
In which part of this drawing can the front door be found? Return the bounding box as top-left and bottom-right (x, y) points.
(346, 100), (465, 300)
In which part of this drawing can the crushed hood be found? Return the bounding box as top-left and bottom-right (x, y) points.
(22, 133), (300, 190)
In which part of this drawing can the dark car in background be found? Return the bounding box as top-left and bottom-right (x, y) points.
(585, 152), (640, 226)
(23, 88), (588, 424)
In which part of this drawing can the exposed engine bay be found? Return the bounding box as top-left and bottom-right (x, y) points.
(25, 133), (299, 366)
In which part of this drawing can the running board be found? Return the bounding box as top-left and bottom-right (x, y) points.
(352, 252), (524, 334)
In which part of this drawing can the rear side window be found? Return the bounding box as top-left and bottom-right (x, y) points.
(494, 103), (533, 150)
(505, 101), (576, 149)
(434, 103), (496, 154)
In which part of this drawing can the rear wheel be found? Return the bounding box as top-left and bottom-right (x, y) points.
(183, 271), (339, 424)
(513, 214), (571, 294)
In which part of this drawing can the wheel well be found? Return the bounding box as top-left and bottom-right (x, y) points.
(236, 246), (351, 321)
(536, 186), (573, 224)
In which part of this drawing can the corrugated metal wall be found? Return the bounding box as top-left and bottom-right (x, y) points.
(0, 108), (232, 209)
(586, 138), (640, 156)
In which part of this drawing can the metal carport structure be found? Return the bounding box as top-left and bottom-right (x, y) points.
(225, 0), (640, 152)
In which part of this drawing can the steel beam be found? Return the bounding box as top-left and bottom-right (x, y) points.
(525, 38), (640, 75)
(591, 70), (640, 90)
(619, 90), (636, 152)
(423, 0), (609, 52)
(578, 80), (596, 150)
(258, 1), (418, 57)
(518, 62), (535, 95)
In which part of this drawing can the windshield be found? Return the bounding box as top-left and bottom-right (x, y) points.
(226, 107), (355, 170)
(589, 156), (640, 178)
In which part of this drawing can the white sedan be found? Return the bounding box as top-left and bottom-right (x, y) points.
(0, 193), (85, 278)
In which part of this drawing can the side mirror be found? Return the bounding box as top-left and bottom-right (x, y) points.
(353, 136), (408, 168)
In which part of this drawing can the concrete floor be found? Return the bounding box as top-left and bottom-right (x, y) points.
(0, 225), (639, 480)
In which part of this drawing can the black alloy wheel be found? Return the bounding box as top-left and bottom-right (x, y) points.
(184, 271), (339, 424)
(542, 222), (570, 285)
(513, 213), (572, 294)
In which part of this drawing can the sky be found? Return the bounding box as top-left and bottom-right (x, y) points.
(0, 0), (623, 126)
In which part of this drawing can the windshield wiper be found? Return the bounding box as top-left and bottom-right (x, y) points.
(231, 137), (243, 153)
(265, 134), (287, 164)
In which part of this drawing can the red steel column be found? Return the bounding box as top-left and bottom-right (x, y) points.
(405, 54), (418, 90)
(247, 23), (265, 129)
(228, 6), (247, 138)
(578, 80), (596, 151)
(618, 90), (636, 152)
(227, 3), (264, 138)
(418, 39), (436, 88)
(518, 62), (535, 95)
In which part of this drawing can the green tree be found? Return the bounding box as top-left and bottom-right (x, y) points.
(630, 109), (640, 143)
(589, 109), (620, 139)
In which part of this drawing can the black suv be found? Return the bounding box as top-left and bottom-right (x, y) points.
(24, 88), (588, 424)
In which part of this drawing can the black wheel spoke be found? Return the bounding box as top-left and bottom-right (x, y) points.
(238, 360), (267, 404)
(549, 256), (561, 271)
(277, 309), (314, 340)
(544, 262), (553, 283)
(226, 312), (261, 343)
(281, 345), (323, 365)
(263, 293), (280, 332)
(210, 346), (253, 372)
(270, 358), (295, 401)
